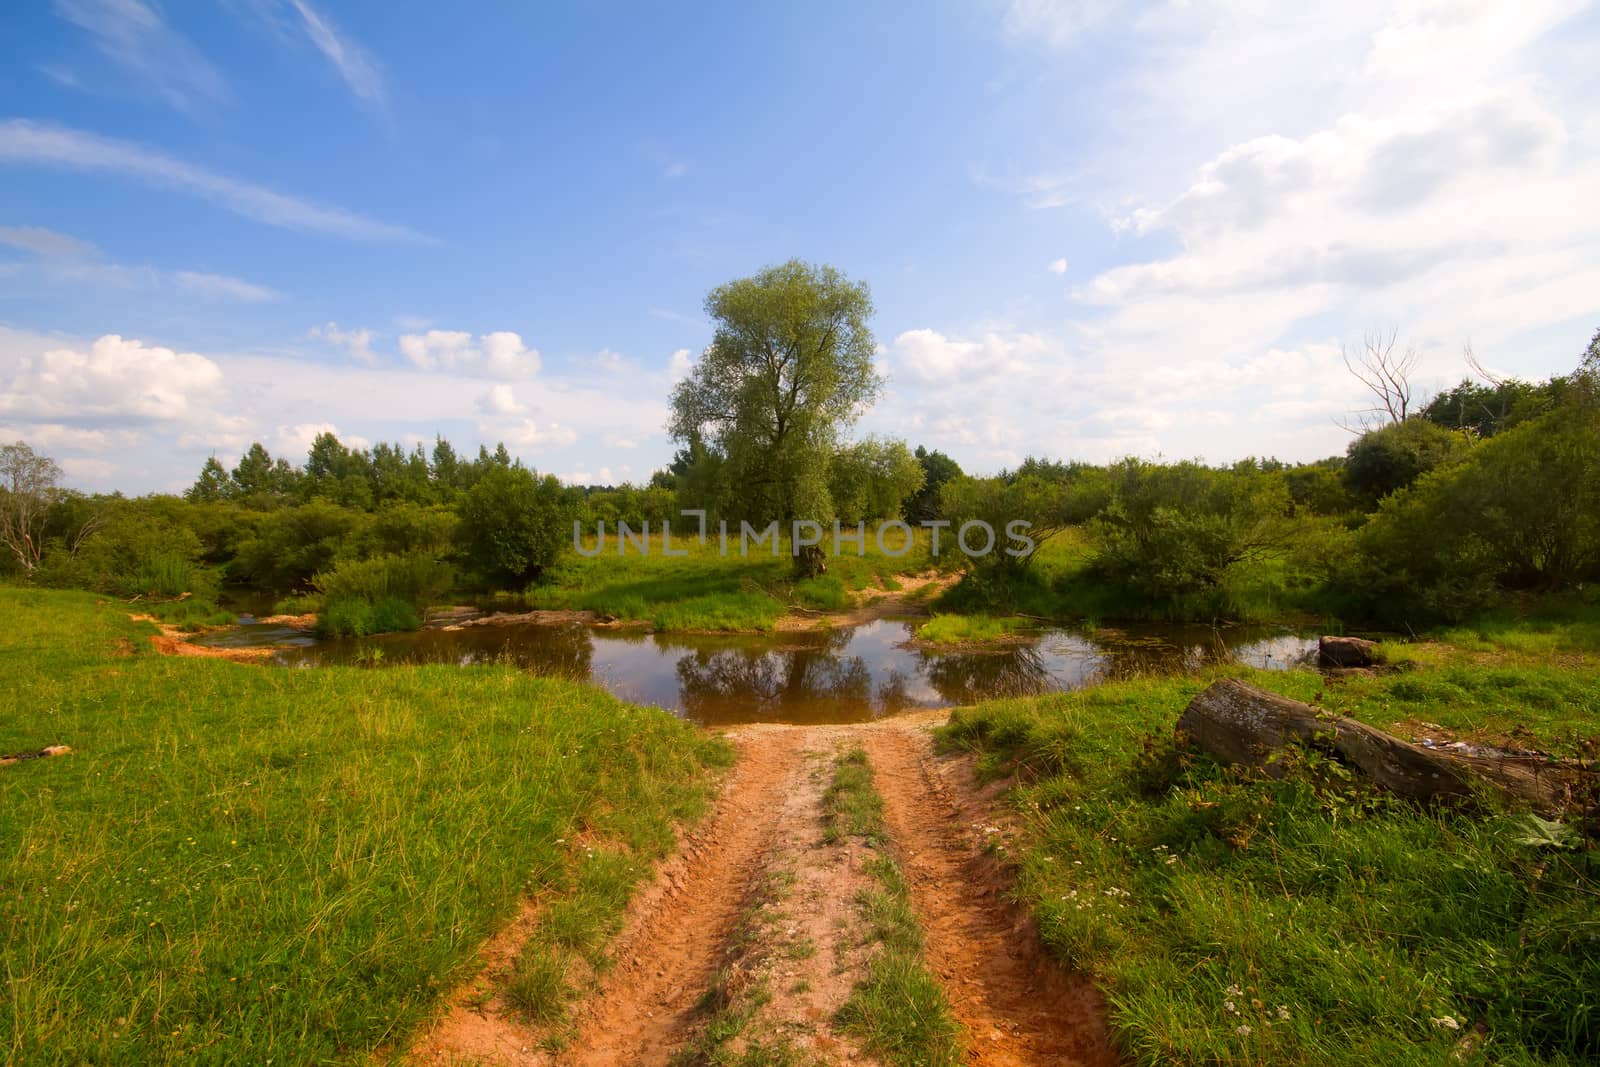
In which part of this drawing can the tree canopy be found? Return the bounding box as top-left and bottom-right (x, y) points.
(669, 260), (882, 533)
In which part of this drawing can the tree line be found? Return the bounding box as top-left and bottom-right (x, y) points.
(2, 255), (1595, 634)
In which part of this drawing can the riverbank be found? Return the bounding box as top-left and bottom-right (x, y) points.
(938, 632), (1600, 1064)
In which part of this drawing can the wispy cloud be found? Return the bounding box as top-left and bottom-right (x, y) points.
(284, 0), (387, 110)
(0, 120), (429, 242)
(52, 0), (230, 112)
(174, 270), (279, 303)
(2, 222), (279, 302)
(0, 224), (99, 258)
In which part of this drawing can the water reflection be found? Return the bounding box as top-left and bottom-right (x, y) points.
(202, 616), (1317, 725)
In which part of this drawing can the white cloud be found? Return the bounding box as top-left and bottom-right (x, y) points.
(0, 422), (113, 450)
(603, 431), (639, 449)
(590, 348), (628, 372)
(275, 422), (369, 458)
(0, 333), (222, 420)
(285, 0), (386, 109)
(0, 120), (427, 241)
(400, 329), (540, 378)
(478, 383), (524, 415)
(1048, 257), (1068, 274)
(308, 321), (377, 364)
(1002, 0), (1123, 47)
(0, 224), (98, 258)
(667, 347), (696, 383)
(53, 0), (229, 112)
(1, 223), (280, 302)
(494, 418), (577, 450)
(59, 456), (117, 483)
(174, 270), (279, 302)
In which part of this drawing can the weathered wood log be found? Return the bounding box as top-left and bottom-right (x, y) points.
(1318, 635), (1377, 668)
(1177, 679), (1590, 813)
(0, 744), (72, 768)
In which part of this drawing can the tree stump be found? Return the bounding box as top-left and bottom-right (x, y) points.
(1318, 635), (1377, 668)
(1176, 679), (1591, 813)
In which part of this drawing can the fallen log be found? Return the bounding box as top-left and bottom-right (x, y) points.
(1, 744), (72, 768)
(1318, 635), (1377, 668)
(1177, 679), (1591, 813)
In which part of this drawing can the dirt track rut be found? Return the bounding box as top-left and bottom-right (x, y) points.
(410, 719), (1118, 1065)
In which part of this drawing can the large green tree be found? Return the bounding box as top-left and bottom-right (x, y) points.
(669, 260), (881, 572)
(458, 465), (574, 586)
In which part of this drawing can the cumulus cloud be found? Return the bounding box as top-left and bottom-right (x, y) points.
(275, 421), (369, 458)
(0, 333), (222, 420)
(667, 347), (696, 382)
(400, 329), (540, 378)
(1048, 257), (1068, 274)
(477, 383), (524, 415)
(494, 418), (577, 450)
(309, 321), (377, 364)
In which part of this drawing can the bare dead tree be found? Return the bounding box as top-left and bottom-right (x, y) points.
(0, 441), (63, 573)
(1337, 328), (1419, 432)
(1463, 343), (1504, 387)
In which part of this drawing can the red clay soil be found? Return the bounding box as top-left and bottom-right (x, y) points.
(559, 728), (808, 1064)
(130, 614), (275, 663)
(862, 727), (1121, 1067)
(408, 720), (1119, 1065)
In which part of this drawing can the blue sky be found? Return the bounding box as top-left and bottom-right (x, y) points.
(2, 1), (1598, 492)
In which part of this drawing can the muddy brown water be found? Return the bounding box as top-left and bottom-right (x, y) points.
(197, 615), (1316, 726)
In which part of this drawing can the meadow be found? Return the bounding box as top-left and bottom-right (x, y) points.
(0, 587), (729, 1064)
(938, 619), (1600, 1065)
(524, 529), (950, 631)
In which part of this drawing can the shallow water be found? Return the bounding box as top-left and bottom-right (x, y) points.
(199, 616), (1317, 726)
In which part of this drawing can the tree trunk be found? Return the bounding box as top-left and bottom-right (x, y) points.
(1176, 679), (1591, 814)
(793, 543), (827, 578)
(1318, 635), (1377, 668)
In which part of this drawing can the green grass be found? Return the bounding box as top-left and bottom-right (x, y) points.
(937, 651), (1600, 1065)
(528, 529), (946, 632)
(824, 750), (963, 1067)
(0, 586), (731, 1065)
(914, 613), (1027, 644)
(138, 597), (236, 632)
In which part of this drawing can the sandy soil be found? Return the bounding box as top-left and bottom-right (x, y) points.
(406, 717), (1119, 1066)
(129, 614), (276, 663)
(775, 571), (961, 632)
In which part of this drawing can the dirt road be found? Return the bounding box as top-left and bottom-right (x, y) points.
(411, 718), (1118, 1066)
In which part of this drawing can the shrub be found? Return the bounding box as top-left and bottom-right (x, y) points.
(1343, 418), (1469, 507)
(458, 466), (575, 587)
(317, 595), (420, 637)
(311, 552), (452, 636)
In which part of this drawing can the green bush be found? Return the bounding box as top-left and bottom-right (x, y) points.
(311, 552), (452, 636)
(1348, 403), (1600, 625)
(458, 465), (576, 587)
(1343, 418), (1469, 507)
(317, 595), (421, 637)
(1090, 460), (1290, 608)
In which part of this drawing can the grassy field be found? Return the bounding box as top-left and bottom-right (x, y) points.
(0, 587), (730, 1064)
(527, 529), (950, 631)
(938, 626), (1600, 1065)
